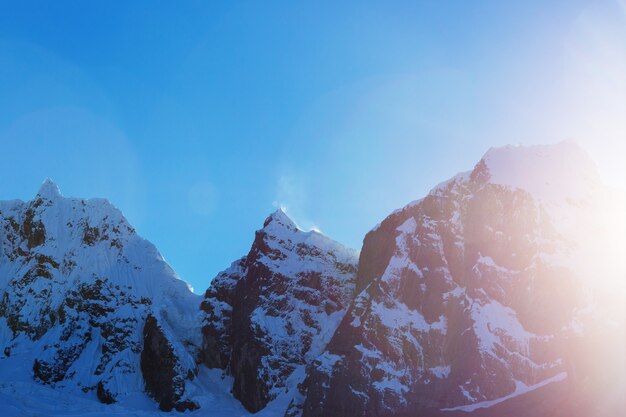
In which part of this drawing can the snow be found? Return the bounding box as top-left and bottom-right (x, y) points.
(372, 375), (409, 395)
(471, 300), (535, 355)
(37, 178), (63, 200)
(396, 217), (417, 234)
(459, 385), (476, 402)
(314, 352), (343, 373)
(373, 300), (447, 333)
(264, 208), (298, 232)
(0, 181), (203, 408)
(474, 254), (509, 274)
(0, 368), (253, 417)
(479, 141), (599, 203)
(442, 372), (567, 412)
(430, 366), (451, 379)
(0, 364), (314, 417)
(258, 209), (358, 277)
(355, 344), (382, 360)
(0, 185), (319, 416)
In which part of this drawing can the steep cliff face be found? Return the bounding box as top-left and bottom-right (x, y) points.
(200, 256), (246, 370)
(299, 142), (626, 417)
(201, 209), (358, 412)
(141, 314), (199, 411)
(0, 180), (202, 408)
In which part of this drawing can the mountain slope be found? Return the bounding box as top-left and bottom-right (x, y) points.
(298, 142), (626, 417)
(0, 142), (623, 417)
(200, 209), (359, 413)
(0, 180), (203, 410)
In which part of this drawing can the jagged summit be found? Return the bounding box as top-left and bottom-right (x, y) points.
(474, 141), (600, 201)
(36, 178), (62, 200)
(259, 208), (358, 270)
(0, 181), (202, 411)
(261, 209), (353, 256)
(262, 208), (299, 231)
(423, 141), (600, 209)
(201, 206), (358, 412)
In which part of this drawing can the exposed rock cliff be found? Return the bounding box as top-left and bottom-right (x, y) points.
(201, 209), (358, 412)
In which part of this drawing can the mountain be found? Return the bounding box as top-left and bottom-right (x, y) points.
(0, 180), (203, 411)
(200, 209), (359, 413)
(296, 142), (625, 417)
(0, 142), (623, 417)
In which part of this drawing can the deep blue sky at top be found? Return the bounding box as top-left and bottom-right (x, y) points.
(1, 1), (624, 292)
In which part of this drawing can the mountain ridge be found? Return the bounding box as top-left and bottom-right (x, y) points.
(0, 141), (624, 417)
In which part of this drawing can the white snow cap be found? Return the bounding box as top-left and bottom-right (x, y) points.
(36, 178), (62, 200)
(477, 140), (600, 202)
(263, 208), (299, 231)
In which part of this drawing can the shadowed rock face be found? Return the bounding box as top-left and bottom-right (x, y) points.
(298, 143), (625, 417)
(96, 380), (116, 404)
(201, 210), (358, 412)
(141, 314), (198, 412)
(200, 256), (246, 370)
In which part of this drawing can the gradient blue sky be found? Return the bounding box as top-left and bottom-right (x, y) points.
(1, 1), (624, 293)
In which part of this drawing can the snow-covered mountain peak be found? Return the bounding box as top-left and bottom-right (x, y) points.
(470, 141), (623, 285)
(262, 208), (298, 232)
(300, 142), (625, 417)
(258, 209), (358, 271)
(36, 178), (62, 201)
(201, 208), (358, 412)
(0, 182), (203, 410)
(475, 141), (600, 202)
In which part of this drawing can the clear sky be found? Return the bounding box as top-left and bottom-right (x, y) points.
(0, 1), (624, 293)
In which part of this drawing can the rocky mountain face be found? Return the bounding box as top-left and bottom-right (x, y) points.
(0, 180), (202, 411)
(200, 209), (358, 412)
(296, 142), (625, 417)
(0, 142), (623, 417)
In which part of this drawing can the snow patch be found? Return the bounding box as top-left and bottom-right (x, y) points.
(442, 372), (567, 412)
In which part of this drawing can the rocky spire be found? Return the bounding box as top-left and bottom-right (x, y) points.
(36, 178), (62, 200)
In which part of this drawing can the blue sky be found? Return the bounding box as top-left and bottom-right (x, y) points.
(1, 1), (624, 293)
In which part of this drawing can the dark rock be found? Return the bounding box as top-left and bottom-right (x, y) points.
(22, 207), (46, 249)
(174, 399), (200, 412)
(140, 314), (185, 411)
(96, 380), (116, 404)
(82, 225), (100, 246)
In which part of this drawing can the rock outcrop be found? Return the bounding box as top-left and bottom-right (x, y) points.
(141, 314), (198, 411)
